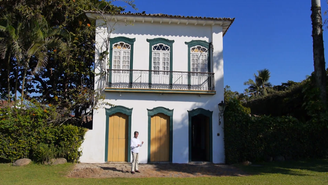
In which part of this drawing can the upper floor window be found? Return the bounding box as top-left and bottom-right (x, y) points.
(109, 37), (135, 85)
(190, 45), (208, 73)
(147, 38), (174, 73)
(147, 38), (174, 86)
(152, 43), (170, 74)
(185, 40), (210, 74)
(113, 42), (131, 72)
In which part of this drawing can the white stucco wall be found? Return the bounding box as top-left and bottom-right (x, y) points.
(80, 18), (225, 164)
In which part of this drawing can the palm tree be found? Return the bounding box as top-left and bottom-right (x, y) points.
(244, 69), (272, 97)
(0, 17), (10, 101)
(311, 0), (326, 106)
(0, 15), (24, 102)
(19, 16), (59, 102)
(1, 13), (59, 103)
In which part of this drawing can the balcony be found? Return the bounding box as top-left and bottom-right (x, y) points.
(105, 69), (216, 95)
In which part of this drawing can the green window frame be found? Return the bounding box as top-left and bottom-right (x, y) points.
(185, 40), (211, 87)
(147, 38), (174, 88)
(109, 37), (136, 86)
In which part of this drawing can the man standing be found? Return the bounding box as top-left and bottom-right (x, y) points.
(130, 131), (143, 174)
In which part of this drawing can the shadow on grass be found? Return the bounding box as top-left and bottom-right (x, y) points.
(100, 167), (123, 172)
(148, 163), (248, 176)
(236, 158), (328, 176)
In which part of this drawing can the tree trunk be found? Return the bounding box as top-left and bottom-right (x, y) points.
(7, 52), (11, 102)
(21, 61), (28, 102)
(311, 0), (326, 106)
(14, 67), (18, 102)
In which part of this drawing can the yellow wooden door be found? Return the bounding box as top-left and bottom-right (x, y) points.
(107, 113), (128, 162)
(150, 113), (169, 162)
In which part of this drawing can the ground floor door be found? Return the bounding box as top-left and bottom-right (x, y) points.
(150, 113), (170, 162)
(107, 113), (128, 162)
(191, 114), (210, 161)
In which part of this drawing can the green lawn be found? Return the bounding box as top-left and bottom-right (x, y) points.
(0, 159), (327, 185)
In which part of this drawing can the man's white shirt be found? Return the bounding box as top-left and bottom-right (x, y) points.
(131, 137), (142, 153)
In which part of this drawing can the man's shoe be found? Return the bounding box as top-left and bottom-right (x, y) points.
(131, 171), (135, 174)
(135, 170), (140, 173)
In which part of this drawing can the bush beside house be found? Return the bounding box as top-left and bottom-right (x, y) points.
(0, 101), (87, 163)
(224, 87), (328, 164)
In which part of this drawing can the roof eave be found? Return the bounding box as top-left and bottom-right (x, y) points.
(86, 12), (234, 36)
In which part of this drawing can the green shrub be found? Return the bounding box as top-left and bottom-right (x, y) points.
(0, 101), (87, 163)
(55, 125), (86, 162)
(225, 73), (328, 164)
(223, 99), (252, 164)
(32, 143), (56, 163)
(224, 98), (328, 164)
(244, 83), (307, 120)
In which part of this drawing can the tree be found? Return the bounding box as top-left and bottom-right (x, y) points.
(0, 15), (24, 102)
(0, 0), (126, 125)
(224, 85), (248, 102)
(21, 17), (60, 102)
(272, 80), (298, 92)
(244, 69), (272, 97)
(311, 0), (326, 107)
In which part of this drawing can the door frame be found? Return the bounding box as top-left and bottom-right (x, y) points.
(147, 106), (173, 163)
(188, 108), (213, 162)
(105, 106), (132, 162)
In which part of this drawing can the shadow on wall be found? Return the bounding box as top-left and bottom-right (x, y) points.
(94, 26), (111, 92)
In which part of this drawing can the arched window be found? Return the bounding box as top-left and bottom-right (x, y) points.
(109, 37), (135, 86)
(147, 38), (174, 87)
(190, 45), (208, 73)
(112, 42), (131, 72)
(152, 43), (170, 74)
(185, 40), (211, 89)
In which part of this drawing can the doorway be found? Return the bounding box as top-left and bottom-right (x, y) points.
(191, 114), (210, 161)
(107, 113), (128, 162)
(150, 113), (170, 162)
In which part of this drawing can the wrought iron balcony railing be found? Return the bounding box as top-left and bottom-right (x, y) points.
(107, 69), (215, 91)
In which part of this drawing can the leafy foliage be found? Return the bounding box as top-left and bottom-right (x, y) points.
(224, 85), (249, 103)
(224, 97), (328, 164)
(0, 102), (87, 163)
(0, 0), (125, 123)
(244, 69), (272, 97)
(0, 0), (136, 164)
(244, 82), (306, 119)
(244, 71), (328, 121)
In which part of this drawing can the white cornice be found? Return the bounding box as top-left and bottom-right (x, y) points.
(86, 12), (234, 36)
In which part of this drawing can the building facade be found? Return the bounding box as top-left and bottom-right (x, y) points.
(80, 12), (234, 164)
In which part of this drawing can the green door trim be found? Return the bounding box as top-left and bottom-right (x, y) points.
(105, 106), (133, 162)
(188, 108), (213, 162)
(147, 106), (173, 163)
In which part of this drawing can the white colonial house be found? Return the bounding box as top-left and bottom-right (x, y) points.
(80, 12), (234, 164)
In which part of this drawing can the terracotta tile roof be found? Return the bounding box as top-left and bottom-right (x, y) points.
(85, 11), (234, 36)
(85, 11), (234, 21)
(115, 12), (235, 22)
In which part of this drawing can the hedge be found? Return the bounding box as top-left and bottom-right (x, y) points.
(224, 98), (328, 164)
(0, 101), (87, 163)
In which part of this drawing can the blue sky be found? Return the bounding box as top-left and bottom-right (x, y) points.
(112, 0), (328, 93)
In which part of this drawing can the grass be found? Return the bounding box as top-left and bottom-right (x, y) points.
(0, 159), (327, 185)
